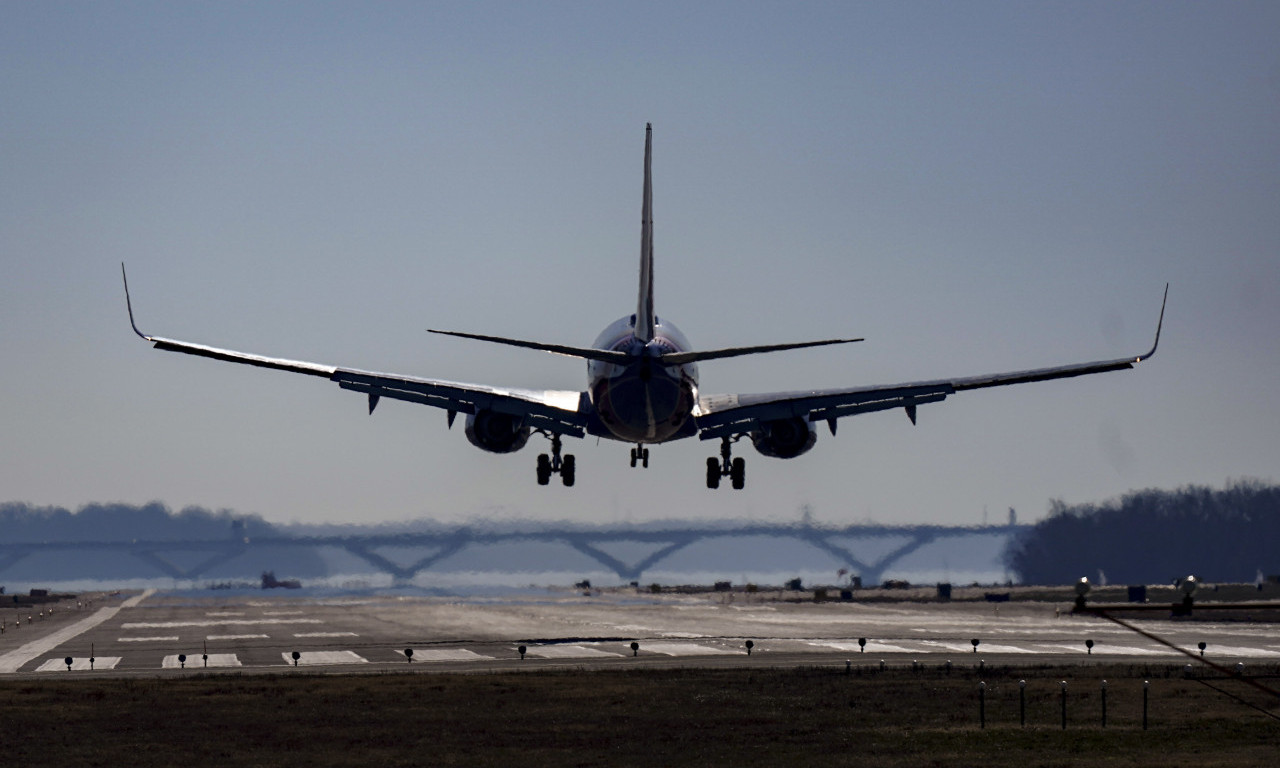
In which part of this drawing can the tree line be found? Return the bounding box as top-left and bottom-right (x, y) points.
(1004, 479), (1280, 585)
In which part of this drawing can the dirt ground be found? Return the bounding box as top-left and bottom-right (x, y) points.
(2, 662), (1277, 767)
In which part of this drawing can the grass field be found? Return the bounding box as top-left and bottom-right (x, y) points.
(2, 663), (1277, 766)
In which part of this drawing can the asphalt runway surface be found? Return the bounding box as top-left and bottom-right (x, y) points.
(2, 588), (1278, 678)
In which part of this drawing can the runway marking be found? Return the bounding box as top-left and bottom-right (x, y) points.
(281, 650), (368, 666)
(208, 634), (269, 641)
(401, 649), (494, 662)
(0, 590), (155, 674)
(1043, 643), (1168, 656)
(644, 642), (738, 656)
(163, 653), (241, 669)
(123, 619), (322, 628)
(806, 640), (920, 654)
(36, 657), (122, 672)
(1195, 645), (1280, 658)
(262, 611), (305, 616)
(206, 612), (245, 617)
(524, 645), (622, 659)
(0, 608), (121, 673)
(118, 636), (179, 643)
(293, 632), (358, 638)
(122, 590), (155, 607)
(918, 640), (1035, 654)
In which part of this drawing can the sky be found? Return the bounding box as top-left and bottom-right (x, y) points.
(2, 2), (1277, 529)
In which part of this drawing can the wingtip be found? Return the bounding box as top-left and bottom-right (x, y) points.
(121, 262), (148, 340)
(1136, 283), (1168, 363)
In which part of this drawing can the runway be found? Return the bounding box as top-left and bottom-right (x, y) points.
(2, 588), (1278, 677)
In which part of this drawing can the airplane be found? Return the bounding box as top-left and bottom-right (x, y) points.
(123, 124), (1166, 490)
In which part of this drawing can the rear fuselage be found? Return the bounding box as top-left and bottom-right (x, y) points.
(586, 315), (699, 443)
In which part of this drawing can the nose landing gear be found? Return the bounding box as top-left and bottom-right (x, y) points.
(629, 444), (650, 468)
(536, 433), (575, 487)
(706, 436), (745, 489)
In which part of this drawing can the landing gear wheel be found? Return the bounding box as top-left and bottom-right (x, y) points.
(706, 457), (721, 489)
(561, 455), (575, 487)
(536, 454), (552, 486)
(730, 457), (746, 490)
(630, 445), (651, 469)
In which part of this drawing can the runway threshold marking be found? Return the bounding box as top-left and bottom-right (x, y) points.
(35, 657), (122, 672)
(524, 645), (622, 659)
(400, 649), (494, 662)
(643, 642), (738, 656)
(1190, 645), (1280, 658)
(1042, 642), (1168, 656)
(163, 653), (241, 669)
(293, 632), (358, 638)
(118, 636), (179, 643)
(281, 650), (368, 666)
(122, 619), (322, 628)
(806, 640), (918, 654)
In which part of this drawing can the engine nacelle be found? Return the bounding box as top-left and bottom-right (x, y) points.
(464, 410), (531, 454)
(750, 416), (817, 459)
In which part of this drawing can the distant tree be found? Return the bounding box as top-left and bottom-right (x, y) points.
(1004, 479), (1280, 584)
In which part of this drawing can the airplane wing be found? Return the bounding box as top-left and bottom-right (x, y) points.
(123, 268), (587, 437)
(695, 286), (1167, 441)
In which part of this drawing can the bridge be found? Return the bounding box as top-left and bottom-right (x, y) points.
(0, 522), (1026, 587)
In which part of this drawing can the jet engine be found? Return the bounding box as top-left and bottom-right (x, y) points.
(464, 410), (531, 454)
(750, 416), (817, 459)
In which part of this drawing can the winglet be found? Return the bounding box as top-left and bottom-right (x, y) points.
(121, 263), (149, 340)
(1135, 283), (1168, 363)
(635, 123), (656, 343)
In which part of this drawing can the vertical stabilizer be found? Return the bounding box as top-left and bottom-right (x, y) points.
(635, 123), (656, 343)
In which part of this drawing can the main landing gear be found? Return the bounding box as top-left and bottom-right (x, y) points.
(536, 433), (575, 487)
(706, 436), (746, 490)
(629, 444), (649, 468)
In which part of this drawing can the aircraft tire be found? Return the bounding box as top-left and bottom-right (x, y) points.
(561, 455), (576, 487)
(705, 457), (720, 489)
(536, 454), (552, 486)
(730, 457), (746, 490)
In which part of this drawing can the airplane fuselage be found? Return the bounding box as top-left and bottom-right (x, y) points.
(586, 315), (699, 443)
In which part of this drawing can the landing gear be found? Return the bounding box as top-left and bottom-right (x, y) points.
(629, 444), (650, 468)
(706, 436), (746, 490)
(536, 433), (575, 487)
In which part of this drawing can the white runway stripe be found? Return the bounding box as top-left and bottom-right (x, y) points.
(1195, 645), (1280, 658)
(118, 636), (179, 643)
(36, 657), (122, 672)
(644, 642), (738, 656)
(524, 645), (622, 659)
(124, 619), (321, 628)
(293, 632), (358, 638)
(1043, 643), (1168, 656)
(207, 634), (269, 641)
(281, 650), (368, 666)
(0, 607), (121, 673)
(401, 649), (494, 662)
(807, 640), (922, 654)
(163, 653), (241, 669)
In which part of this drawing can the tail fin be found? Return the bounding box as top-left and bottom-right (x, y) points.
(635, 123), (656, 343)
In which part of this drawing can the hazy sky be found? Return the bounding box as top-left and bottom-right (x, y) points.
(3, 2), (1277, 528)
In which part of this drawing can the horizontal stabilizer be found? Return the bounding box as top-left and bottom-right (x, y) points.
(428, 329), (630, 364)
(662, 337), (863, 366)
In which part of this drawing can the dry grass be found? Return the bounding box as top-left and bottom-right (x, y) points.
(1, 663), (1276, 767)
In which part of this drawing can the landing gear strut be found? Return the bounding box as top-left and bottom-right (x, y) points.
(629, 444), (650, 468)
(536, 433), (575, 487)
(706, 436), (745, 490)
